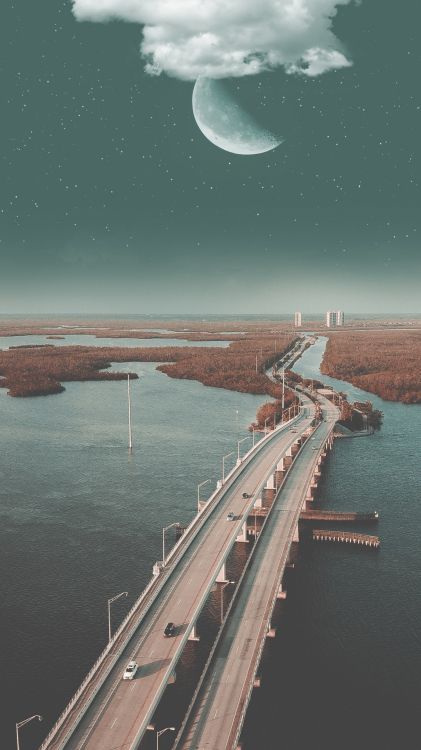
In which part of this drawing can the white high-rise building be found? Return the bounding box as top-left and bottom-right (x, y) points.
(294, 311), (302, 327)
(326, 311), (336, 328)
(326, 310), (345, 327)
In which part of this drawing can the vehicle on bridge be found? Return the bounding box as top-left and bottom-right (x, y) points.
(122, 660), (138, 680)
(242, 492), (251, 499)
(226, 511), (235, 521)
(164, 622), (176, 638)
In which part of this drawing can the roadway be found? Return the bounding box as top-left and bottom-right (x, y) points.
(42, 399), (316, 750)
(175, 396), (340, 750)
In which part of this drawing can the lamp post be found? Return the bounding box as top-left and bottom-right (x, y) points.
(156, 727), (175, 749)
(107, 591), (128, 643)
(220, 580), (235, 623)
(264, 417), (270, 433)
(282, 368), (285, 410)
(222, 451), (235, 483)
(237, 436), (249, 463)
(162, 522), (180, 567)
(197, 479), (211, 512)
(16, 715), (42, 750)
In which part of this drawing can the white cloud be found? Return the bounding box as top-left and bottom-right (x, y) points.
(72, 0), (355, 80)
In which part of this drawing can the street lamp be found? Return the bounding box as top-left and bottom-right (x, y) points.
(197, 479), (211, 512)
(162, 522), (180, 567)
(264, 417), (270, 433)
(237, 436), (249, 463)
(156, 727), (175, 749)
(16, 715), (42, 750)
(222, 451), (235, 483)
(107, 591), (128, 643)
(220, 580), (235, 623)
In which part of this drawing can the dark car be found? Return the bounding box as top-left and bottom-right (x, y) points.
(242, 492), (250, 499)
(164, 622), (176, 637)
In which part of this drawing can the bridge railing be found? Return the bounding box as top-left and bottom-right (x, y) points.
(175, 408), (319, 748)
(38, 409), (305, 750)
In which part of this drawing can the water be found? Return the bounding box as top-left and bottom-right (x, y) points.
(0, 335), (230, 350)
(242, 337), (421, 750)
(2, 337), (421, 749)
(0, 355), (267, 749)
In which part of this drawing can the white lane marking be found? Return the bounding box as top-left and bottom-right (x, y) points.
(213, 708), (219, 719)
(110, 718), (118, 728)
(149, 648), (155, 656)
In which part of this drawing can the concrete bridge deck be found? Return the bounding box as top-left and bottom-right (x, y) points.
(174, 397), (340, 750)
(38, 399), (317, 750)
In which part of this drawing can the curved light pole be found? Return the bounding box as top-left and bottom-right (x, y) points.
(107, 591), (128, 643)
(162, 522), (179, 567)
(197, 479), (211, 512)
(156, 726), (175, 749)
(220, 580), (235, 623)
(16, 715), (42, 750)
(237, 436), (249, 463)
(222, 451), (235, 483)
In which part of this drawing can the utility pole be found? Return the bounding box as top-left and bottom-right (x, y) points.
(127, 374), (133, 452)
(282, 368), (285, 410)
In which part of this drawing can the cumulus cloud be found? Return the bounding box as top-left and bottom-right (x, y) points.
(72, 0), (355, 81)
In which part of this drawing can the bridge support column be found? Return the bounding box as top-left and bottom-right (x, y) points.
(284, 449), (293, 469)
(293, 523), (300, 543)
(236, 522), (248, 543)
(188, 623), (200, 642)
(262, 474), (276, 507)
(277, 585), (287, 600)
(216, 562), (228, 582)
(266, 624), (277, 638)
(167, 670), (177, 685)
(253, 495), (262, 509)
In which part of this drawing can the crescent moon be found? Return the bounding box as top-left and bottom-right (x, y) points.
(192, 77), (282, 156)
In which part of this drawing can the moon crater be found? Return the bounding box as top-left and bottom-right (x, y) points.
(192, 78), (283, 156)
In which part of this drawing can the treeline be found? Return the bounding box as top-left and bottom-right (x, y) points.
(0, 335), (296, 398)
(249, 392), (298, 431)
(321, 331), (421, 403)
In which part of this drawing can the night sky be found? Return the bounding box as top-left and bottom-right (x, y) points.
(1, 1), (420, 314)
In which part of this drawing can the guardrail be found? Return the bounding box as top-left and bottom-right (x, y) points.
(175, 404), (320, 748)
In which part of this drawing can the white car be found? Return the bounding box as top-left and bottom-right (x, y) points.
(123, 660), (138, 680)
(227, 511), (235, 521)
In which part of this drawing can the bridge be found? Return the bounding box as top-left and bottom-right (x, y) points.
(38, 389), (340, 750)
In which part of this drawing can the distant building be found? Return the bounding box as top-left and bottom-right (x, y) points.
(326, 310), (345, 327)
(326, 311), (336, 328)
(294, 311), (302, 327)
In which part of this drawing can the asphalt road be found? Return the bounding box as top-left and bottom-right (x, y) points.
(175, 397), (340, 750)
(44, 400), (316, 750)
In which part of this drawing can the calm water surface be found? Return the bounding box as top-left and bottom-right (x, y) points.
(2, 337), (421, 749)
(0, 334), (230, 349)
(0, 352), (265, 749)
(243, 337), (421, 750)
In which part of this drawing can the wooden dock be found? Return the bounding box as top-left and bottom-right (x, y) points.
(312, 529), (380, 548)
(301, 510), (378, 523)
